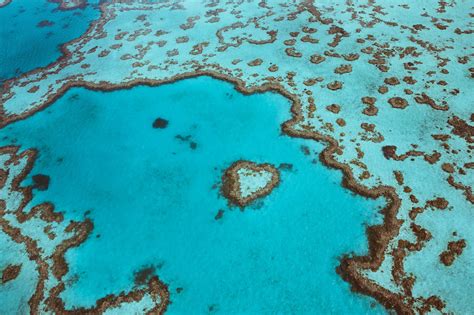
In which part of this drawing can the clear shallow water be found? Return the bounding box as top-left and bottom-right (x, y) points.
(1, 76), (385, 314)
(0, 0), (99, 80)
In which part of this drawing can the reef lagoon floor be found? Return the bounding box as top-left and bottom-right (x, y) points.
(1, 0), (473, 314)
(1, 77), (385, 314)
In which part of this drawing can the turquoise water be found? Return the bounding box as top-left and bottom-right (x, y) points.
(0, 0), (99, 80)
(1, 76), (386, 314)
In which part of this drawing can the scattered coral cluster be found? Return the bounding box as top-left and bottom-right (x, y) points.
(1, 0), (473, 313)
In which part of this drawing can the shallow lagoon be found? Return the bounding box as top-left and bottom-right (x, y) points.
(1, 76), (386, 314)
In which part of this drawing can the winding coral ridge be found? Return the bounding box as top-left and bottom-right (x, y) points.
(0, 147), (169, 314)
(0, 0), (473, 313)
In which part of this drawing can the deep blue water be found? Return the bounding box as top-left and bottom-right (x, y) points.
(0, 0), (99, 81)
(1, 76), (385, 314)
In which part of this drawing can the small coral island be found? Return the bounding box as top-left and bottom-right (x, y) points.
(221, 160), (280, 207)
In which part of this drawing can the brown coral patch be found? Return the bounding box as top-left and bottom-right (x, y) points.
(439, 239), (466, 266)
(268, 64), (279, 72)
(1, 264), (22, 283)
(388, 97), (408, 109)
(384, 77), (400, 85)
(447, 175), (474, 204)
(448, 115), (474, 143)
(441, 163), (454, 173)
(309, 54), (325, 64)
(152, 118), (169, 129)
(414, 93), (449, 111)
(285, 47), (302, 57)
(32, 174), (50, 191)
(326, 104), (341, 114)
(426, 197), (449, 210)
(361, 97), (379, 116)
(334, 64), (352, 74)
(247, 58), (263, 67)
(378, 86), (388, 94)
(343, 53), (359, 61)
(28, 86), (40, 93)
(382, 145), (397, 159)
(327, 81), (343, 90)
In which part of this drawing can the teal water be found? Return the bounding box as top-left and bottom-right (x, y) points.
(0, 0), (99, 80)
(1, 76), (385, 314)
